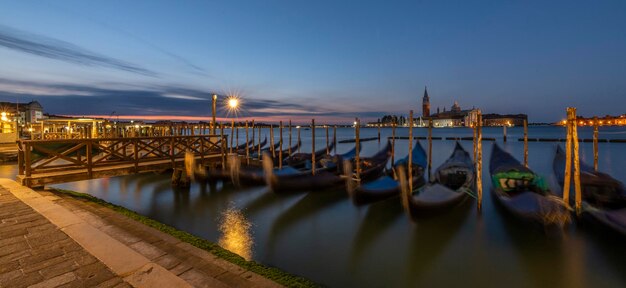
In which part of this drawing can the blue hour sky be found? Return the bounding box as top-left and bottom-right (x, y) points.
(0, 0), (625, 123)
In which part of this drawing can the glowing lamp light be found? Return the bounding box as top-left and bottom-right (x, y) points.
(0, 112), (7, 122)
(228, 98), (239, 109)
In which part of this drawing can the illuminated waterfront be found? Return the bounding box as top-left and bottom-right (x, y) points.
(3, 126), (624, 287)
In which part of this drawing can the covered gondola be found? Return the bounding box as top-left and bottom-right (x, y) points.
(266, 141), (392, 193)
(553, 145), (626, 235)
(349, 140), (427, 205)
(400, 142), (474, 216)
(489, 144), (569, 225)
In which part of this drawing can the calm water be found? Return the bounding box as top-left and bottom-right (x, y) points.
(2, 126), (625, 287)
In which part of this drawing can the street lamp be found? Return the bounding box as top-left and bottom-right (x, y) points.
(212, 94), (217, 134)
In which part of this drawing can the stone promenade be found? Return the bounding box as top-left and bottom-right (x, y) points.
(0, 179), (282, 288)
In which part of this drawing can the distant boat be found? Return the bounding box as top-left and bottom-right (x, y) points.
(401, 142), (474, 217)
(553, 145), (626, 236)
(489, 144), (569, 225)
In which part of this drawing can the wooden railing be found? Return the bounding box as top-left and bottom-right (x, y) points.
(17, 135), (227, 180)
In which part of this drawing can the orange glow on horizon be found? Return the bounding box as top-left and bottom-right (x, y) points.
(61, 114), (359, 125)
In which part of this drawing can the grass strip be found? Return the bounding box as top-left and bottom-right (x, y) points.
(50, 188), (319, 288)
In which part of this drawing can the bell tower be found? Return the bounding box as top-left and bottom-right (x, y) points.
(422, 86), (430, 117)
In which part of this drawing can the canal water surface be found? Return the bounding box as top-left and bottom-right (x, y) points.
(2, 126), (625, 287)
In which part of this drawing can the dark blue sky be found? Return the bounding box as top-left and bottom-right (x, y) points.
(0, 0), (625, 123)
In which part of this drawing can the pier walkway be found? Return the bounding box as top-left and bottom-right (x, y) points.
(0, 179), (282, 288)
(16, 135), (227, 187)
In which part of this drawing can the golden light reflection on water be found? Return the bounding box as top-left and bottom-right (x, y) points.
(218, 207), (253, 260)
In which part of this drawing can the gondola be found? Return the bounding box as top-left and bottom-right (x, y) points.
(265, 141), (392, 193)
(349, 140), (427, 205)
(400, 142), (474, 216)
(228, 140), (347, 187)
(237, 137), (267, 155)
(284, 140), (335, 168)
(204, 140), (299, 184)
(553, 145), (626, 235)
(489, 143), (569, 225)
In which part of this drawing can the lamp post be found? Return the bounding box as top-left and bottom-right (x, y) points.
(212, 94), (217, 134)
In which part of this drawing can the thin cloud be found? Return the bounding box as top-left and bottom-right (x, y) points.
(0, 25), (157, 77)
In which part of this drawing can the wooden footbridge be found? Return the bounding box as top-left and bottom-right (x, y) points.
(16, 135), (227, 187)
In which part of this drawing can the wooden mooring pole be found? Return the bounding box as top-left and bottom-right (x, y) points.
(279, 121), (283, 169)
(230, 119), (235, 153)
(408, 111), (414, 193)
(312, 119), (316, 175)
(476, 110), (483, 211)
(298, 125), (301, 153)
(288, 120), (292, 156)
(333, 125), (337, 152)
(563, 107), (583, 214)
(326, 125), (330, 155)
(503, 124), (507, 142)
(473, 120), (477, 163)
(270, 124), (275, 159)
(428, 118), (433, 180)
(220, 123), (226, 169)
(593, 116), (599, 172)
(391, 122), (396, 165)
(258, 125), (262, 160)
(523, 119), (528, 168)
(563, 109), (573, 205)
(378, 124), (381, 143)
(355, 118), (361, 181)
(571, 108), (582, 214)
(245, 121), (249, 165)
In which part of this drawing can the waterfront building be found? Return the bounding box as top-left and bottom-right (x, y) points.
(482, 114), (527, 126)
(560, 114), (626, 126)
(0, 100), (44, 125)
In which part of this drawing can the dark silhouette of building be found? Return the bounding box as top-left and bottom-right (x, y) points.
(422, 86), (430, 117)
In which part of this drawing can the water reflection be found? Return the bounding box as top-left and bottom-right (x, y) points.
(219, 205), (254, 260)
(405, 199), (473, 286)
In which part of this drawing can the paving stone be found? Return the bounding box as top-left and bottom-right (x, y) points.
(29, 271), (76, 288)
(21, 255), (67, 275)
(170, 262), (194, 276)
(0, 269), (22, 284)
(25, 229), (69, 247)
(1, 271), (44, 288)
(74, 262), (119, 287)
(19, 247), (65, 267)
(216, 271), (256, 287)
(0, 259), (19, 274)
(0, 234), (26, 247)
(129, 241), (166, 260)
(38, 258), (80, 278)
(179, 268), (229, 288)
(93, 277), (124, 288)
(198, 261), (228, 277)
(63, 250), (98, 266)
(1, 227), (29, 238)
(153, 254), (182, 270)
(99, 225), (142, 245)
(0, 249), (31, 264)
(25, 222), (58, 235)
(0, 241), (30, 257)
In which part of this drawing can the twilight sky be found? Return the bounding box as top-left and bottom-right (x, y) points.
(0, 0), (625, 124)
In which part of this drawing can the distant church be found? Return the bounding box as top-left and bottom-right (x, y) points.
(418, 87), (526, 127)
(418, 87), (479, 127)
(422, 86), (430, 117)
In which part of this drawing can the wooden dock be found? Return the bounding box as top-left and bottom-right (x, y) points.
(16, 135), (227, 187)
